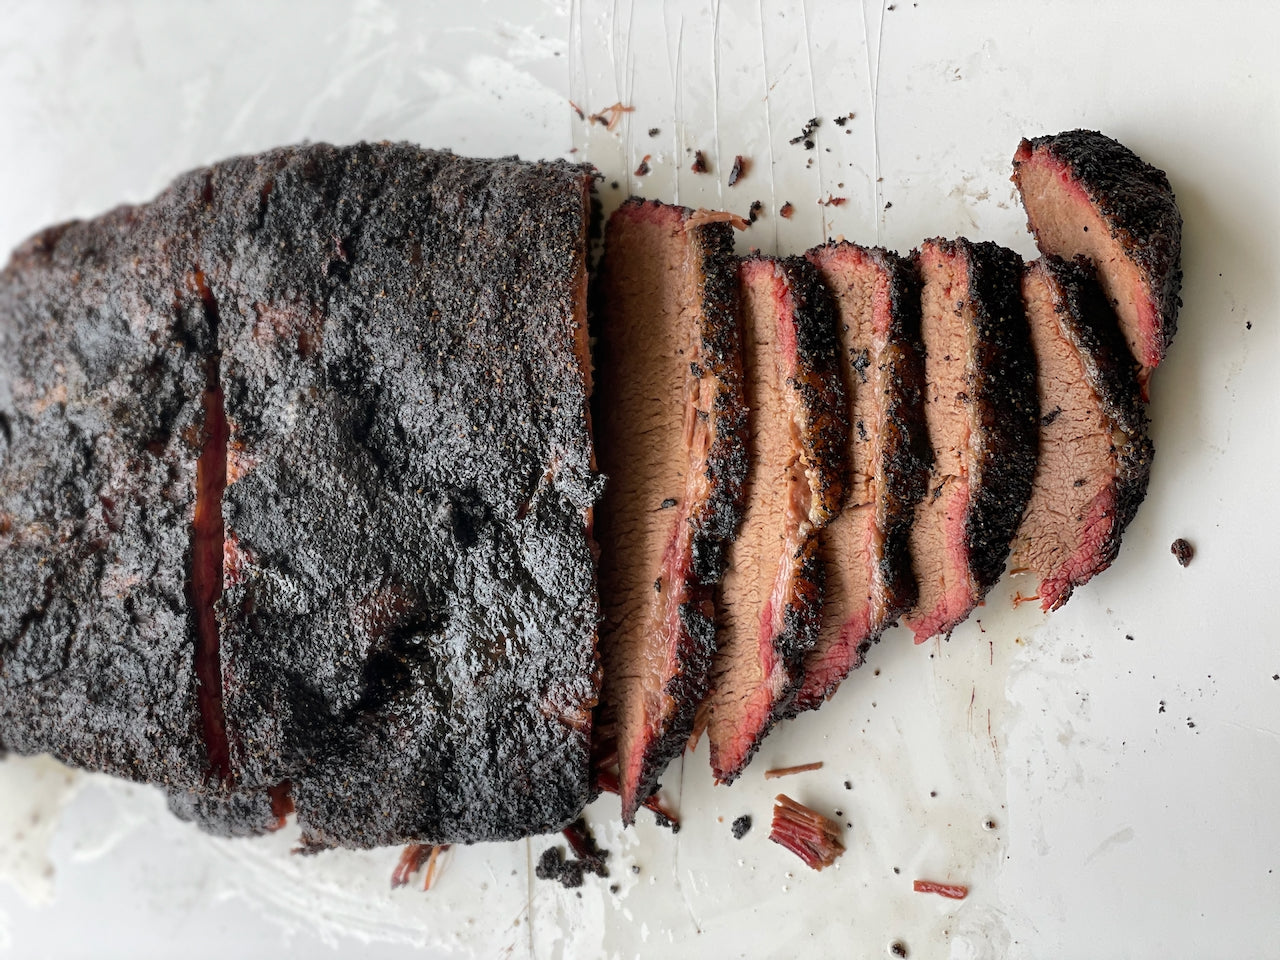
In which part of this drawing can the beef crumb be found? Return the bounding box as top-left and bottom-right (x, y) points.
(1171, 538), (1194, 566)
(769, 794), (845, 870)
(691, 150), (710, 174)
(728, 155), (747, 186)
(789, 117), (820, 148)
(747, 200), (764, 223)
(731, 814), (752, 839)
(819, 195), (847, 207)
(634, 155), (651, 177)
(779, 202), (795, 219)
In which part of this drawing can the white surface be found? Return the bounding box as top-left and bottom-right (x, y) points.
(1, 1), (1278, 958)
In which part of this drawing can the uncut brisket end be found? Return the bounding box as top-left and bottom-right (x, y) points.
(793, 243), (929, 712)
(1012, 129), (1182, 380)
(0, 184), (217, 789)
(200, 143), (600, 848)
(594, 199), (746, 824)
(1011, 256), (1152, 611)
(707, 256), (847, 784)
(904, 239), (1037, 643)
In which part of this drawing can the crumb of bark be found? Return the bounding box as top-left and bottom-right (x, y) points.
(890, 941), (909, 957)
(747, 200), (763, 223)
(1171, 538), (1194, 566)
(833, 112), (855, 126)
(648, 127), (660, 137)
(653, 812), (681, 833)
(634, 155), (651, 177)
(1126, 634), (1134, 641)
(1158, 700), (1166, 713)
(789, 117), (820, 147)
(691, 150), (709, 174)
(728, 155), (747, 186)
(884, 201), (893, 210)
(731, 814), (752, 839)
(779, 202), (795, 219)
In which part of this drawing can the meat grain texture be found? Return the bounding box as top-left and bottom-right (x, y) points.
(905, 238), (1039, 643)
(0, 142), (603, 848)
(707, 255), (847, 783)
(1012, 256), (1152, 610)
(594, 199), (746, 824)
(1012, 129), (1182, 382)
(795, 242), (930, 711)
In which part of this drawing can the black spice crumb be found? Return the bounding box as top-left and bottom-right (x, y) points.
(660, 497), (678, 509)
(1158, 700), (1166, 713)
(634, 155), (651, 177)
(654, 812), (679, 833)
(789, 116), (820, 147)
(631, 864), (641, 875)
(731, 814), (752, 839)
(1171, 538), (1194, 567)
(893, 866), (900, 874)
(1187, 718), (1196, 729)
(1246, 321), (1253, 329)
(747, 200), (764, 223)
(890, 940), (908, 958)
(648, 127), (660, 137)
(1272, 674), (1278, 681)
(609, 883), (620, 894)
(779, 202), (795, 219)
(610, 180), (620, 190)
(691, 150), (709, 174)
(729, 154), (747, 186)
(843, 780), (852, 790)
(929, 791), (937, 798)
(833, 112), (855, 126)
(884, 201), (893, 210)
(1126, 634), (1134, 641)
(1041, 405), (1063, 426)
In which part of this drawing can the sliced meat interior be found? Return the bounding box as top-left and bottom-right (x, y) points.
(1011, 256), (1153, 610)
(594, 199), (746, 824)
(793, 243), (929, 712)
(1012, 129), (1182, 384)
(904, 238), (1038, 643)
(707, 255), (846, 783)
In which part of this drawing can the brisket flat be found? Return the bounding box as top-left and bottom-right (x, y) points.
(904, 238), (1038, 643)
(1012, 129), (1182, 383)
(793, 243), (930, 712)
(1011, 256), (1153, 610)
(707, 256), (847, 783)
(594, 199), (746, 824)
(0, 143), (601, 848)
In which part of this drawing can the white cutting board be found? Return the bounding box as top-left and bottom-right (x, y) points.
(1, 2), (1278, 958)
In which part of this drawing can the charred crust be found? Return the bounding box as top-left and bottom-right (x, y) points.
(1014, 129), (1182, 365)
(955, 238), (1039, 592)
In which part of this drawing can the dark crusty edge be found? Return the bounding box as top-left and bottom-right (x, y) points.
(613, 199), (749, 814)
(1014, 129), (1183, 367)
(1035, 254), (1154, 604)
(866, 247), (931, 628)
(943, 237), (1039, 595)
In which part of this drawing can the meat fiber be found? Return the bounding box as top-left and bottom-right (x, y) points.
(904, 239), (1038, 643)
(707, 256), (847, 783)
(594, 199), (746, 825)
(793, 243), (930, 712)
(1011, 256), (1153, 610)
(0, 142), (602, 848)
(1012, 129), (1182, 384)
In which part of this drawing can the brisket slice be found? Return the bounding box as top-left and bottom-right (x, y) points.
(707, 256), (847, 783)
(0, 186), (214, 789)
(594, 199), (746, 824)
(204, 143), (600, 848)
(1012, 129), (1182, 383)
(792, 243), (930, 712)
(1011, 256), (1153, 610)
(904, 238), (1038, 643)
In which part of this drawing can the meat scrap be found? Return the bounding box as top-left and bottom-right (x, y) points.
(904, 238), (1038, 643)
(589, 101), (635, 130)
(595, 199), (747, 824)
(795, 243), (929, 711)
(1012, 129), (1182, 384)
(686, 208), (752, 231)
(763, 761), (824, 779)
(392, 843), (452, 891)
(1011, 256), (1152, 610)
(1171, 538), (1194, 566)
(706, 256), (848, 783)
(769, 794), (845, 870)
(913, 879), (969, 900)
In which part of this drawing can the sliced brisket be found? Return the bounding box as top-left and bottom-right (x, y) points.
(594, 199), (747, 824)
(904, 238), (1038, 643)
(1012, 129), (1182, 382)
(707, 256), (847, 783)
(1011, 256), (1152, 610)
(793, 243), (930, 712)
